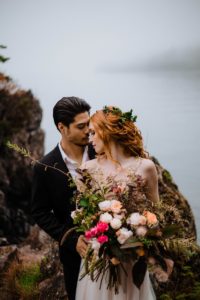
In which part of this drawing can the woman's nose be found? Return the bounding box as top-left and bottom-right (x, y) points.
(89, 134), (93, 142)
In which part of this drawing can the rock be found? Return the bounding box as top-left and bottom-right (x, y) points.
(0, 73), (45, 243)
(0, 227), (67, 300)
(152, 156), (196, 240)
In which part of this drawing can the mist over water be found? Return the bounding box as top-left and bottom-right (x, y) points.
(43, 70), (200, 240)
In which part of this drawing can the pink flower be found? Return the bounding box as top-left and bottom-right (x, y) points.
(154, 267), (169, 282)
(136, 226), (147, 237)
(90, 226), (98, 237)
(97, 235), (109, 244)
(112, 183), (126, 194)
(96, 222), (109, 233)
(85, 230), (92, 239)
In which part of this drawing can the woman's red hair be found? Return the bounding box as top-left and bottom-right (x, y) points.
(90, 107), (148, 159)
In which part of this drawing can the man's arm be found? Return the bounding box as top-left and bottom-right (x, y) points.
(31, 163), (79, 251)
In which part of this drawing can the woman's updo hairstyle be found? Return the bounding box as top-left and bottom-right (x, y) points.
(90, 106), (148, 159)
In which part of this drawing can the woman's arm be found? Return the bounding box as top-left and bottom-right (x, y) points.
(144, 160), (159, 203)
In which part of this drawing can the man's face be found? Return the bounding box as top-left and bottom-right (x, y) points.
(59, 112), (90, 146)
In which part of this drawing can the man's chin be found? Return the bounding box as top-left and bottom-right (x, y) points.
(76, 140), (89, 147)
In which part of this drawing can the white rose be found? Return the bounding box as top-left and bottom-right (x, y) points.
(110, 218), (122, 230)
(117, 227), (133, 244)
(113, 213), (125, 220)
(71, 210), (76, 219)
(90, 239), (101, 251)
(100, 212), (113, 223)
(127, 212), (146, 226)
(98, 200), (111, 211)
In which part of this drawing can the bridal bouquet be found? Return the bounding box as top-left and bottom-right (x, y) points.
(69, 169), (179, 293)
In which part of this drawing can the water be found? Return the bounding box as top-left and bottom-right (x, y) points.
(42, 70), (200, 241)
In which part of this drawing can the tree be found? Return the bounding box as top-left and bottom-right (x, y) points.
(0, 45), (10, 63)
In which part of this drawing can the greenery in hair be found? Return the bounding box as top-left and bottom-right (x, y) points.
(103, 106), (137, 123)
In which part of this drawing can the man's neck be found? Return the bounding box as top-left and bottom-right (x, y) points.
(60, 140), (85, 165)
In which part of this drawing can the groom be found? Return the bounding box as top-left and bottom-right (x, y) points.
(31, 97), (95, 300)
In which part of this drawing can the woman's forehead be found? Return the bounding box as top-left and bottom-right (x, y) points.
(89, 122), (94, 130)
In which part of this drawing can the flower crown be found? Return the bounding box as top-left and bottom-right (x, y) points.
(103, 106), (137, 123)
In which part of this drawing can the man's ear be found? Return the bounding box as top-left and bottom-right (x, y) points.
(57, 122), (65, 133)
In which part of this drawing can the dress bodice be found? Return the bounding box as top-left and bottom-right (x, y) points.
(76, 164), (151, 215)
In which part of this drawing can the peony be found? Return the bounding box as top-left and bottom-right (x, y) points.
(110, 218), (122, 230)
(100, 212), (113, 223)
(117, 227), (133, 244)
(90, 226), (98, 237)
(143, 211), (158, 226)
(110, 200), (122, 213)
(98, 200), (111, 211)
(85, 230), (92, 239)
(127, 212), (146, 226)
(135, 226), (147, 237)
(96, 222), (109, 233)
(97, 235), (109, 244)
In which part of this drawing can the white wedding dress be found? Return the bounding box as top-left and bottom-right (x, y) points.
(76, 261), (156, 300)
(75, 166), (156, 300)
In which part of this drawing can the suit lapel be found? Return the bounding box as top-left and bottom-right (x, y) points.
(51, 145), (69, 174)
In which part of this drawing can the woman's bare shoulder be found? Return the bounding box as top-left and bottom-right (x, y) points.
(140, 158), (156, 170)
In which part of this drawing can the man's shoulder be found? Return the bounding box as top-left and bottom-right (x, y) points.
(33, 145), (60, 171)
(40, 146), (59, 164)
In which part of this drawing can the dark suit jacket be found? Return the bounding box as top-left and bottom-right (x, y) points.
(31, 144), (95, 299)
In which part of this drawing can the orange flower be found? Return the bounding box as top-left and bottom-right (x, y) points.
(110, 257), (120, 265)
(143, 211), (158, 226)
(136, 247), (145, 256)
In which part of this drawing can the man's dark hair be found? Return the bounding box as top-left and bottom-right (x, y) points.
(53, 96), (91, 129)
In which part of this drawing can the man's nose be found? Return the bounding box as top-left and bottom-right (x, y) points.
(85, 125), (89, 134)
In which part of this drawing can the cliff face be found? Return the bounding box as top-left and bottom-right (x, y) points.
(0, 73), (45, 244)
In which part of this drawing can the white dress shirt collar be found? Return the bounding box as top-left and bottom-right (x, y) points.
(58, 142), (89, 179)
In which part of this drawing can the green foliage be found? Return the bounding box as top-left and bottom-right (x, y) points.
(6, 140), (31, 157)
(16, 263), (41, 297)
(160, 294), (173, 300)
(162, 170), (173, 183)
(103, 106), (137, 123)
(0, 45), (10, 63)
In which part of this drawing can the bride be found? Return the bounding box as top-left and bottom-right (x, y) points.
(75, 106), (158, 300)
